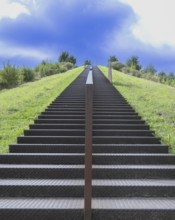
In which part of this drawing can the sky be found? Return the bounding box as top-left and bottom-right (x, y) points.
(0, 0), (175, 73)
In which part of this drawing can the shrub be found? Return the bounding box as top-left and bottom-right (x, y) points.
(35, 61), (60, 78)
(60, 66), (67, 73)
(20, 67), (35, 82)
(0, 63), (20, 88)
(121, 67), (131, 74)
(64, 62), (74, 70)
(112, 61), (125, 71)
(130, 69), (142, 78)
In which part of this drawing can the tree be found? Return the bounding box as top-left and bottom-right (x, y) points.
(58, 51), (76, 65)
(84, 60), (91, 65)
(143, 64), (157, 74)
(158, 72), (167, 82)
(58, 51), (69, 62)
(168, 72), (175, 80)
(109, 56), (118, 62)
(126, 56), (141, 70)
(67, 55), (76, 65)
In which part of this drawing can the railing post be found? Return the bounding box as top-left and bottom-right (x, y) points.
(84, 70), (93, 220)
(108, 61), (112, 82)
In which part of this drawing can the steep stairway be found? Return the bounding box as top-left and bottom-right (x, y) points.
(0, 66), (175, 219)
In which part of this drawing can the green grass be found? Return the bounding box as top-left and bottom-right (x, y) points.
(0, 67), (83, 153)
(99, 66), (175, 153)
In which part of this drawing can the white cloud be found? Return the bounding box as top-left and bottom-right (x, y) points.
(0, 0), (30, 19)
(0, 41), (54, 60)
(120, 0), (175, 47)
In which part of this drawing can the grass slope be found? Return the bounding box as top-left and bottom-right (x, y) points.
(0, 67), (83, 153)
(99, 66), (175, 153)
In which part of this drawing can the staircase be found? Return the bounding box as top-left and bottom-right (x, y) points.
(0, 66), (175, 219)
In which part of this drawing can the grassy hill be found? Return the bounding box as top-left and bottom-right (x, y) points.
(0, 67), (83, 153)
(99, 66), (175, 153)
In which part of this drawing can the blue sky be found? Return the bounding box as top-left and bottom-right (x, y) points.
(0, 0), (175, 73)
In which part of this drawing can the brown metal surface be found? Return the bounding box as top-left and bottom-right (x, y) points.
(108, 61), (112, 82)
(84, 70), (93, 220)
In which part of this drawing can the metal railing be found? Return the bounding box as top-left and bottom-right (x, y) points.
(84, 69), (93, 220)
(108, 61), (112, 82)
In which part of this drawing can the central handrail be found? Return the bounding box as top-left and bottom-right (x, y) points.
(84, 69), (93, 220)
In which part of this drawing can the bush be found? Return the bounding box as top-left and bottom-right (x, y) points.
(130, 69), (142, 78)
(121, 67), (131, 74)
(20, 67), (35, 82)
(63, 62), (74, 70)
(112, 61), (125, 71)
(0, 63), (20, 88)
(35, 61), (60, 78)
(60, 66), (67, 73)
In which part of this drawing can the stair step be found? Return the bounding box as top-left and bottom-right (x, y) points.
(0, 198), (175, 220)
(0, 198), (83, 220)
(1, 179), (175, 197)
(9, 144), (168, 154)
(30, 124), (149, 130)
(34, 119), (85, 124)
(92, 198), (175, 220)
(38, 115), (141, 119)
(0, 153), (175, 165)
(24, 129), (153, 136)
(30, 124), (85, 129)
(18, 136), (85, 144)
(10, 144), (85, 153)
(0, 164), (175, 179)
(38, 115), (85, 119)
(93, 119), (145, 124)
(42, 111), (85, 115)
(93, 136), (160, 144)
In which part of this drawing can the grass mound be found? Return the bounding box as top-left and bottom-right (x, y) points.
(0, 67), (83, 153)
(99, 66), (175, 153)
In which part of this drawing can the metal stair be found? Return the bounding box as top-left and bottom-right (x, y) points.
(0, 66), (175, 219)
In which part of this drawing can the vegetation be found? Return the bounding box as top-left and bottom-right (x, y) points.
(126, 56), (142, 70)
(108, 55), (175, 88)
(0, 63), (21, 89)
(0, 67), (83, 153)
(111, 61), (125, 71)
(84, 60), (91, 66)
(58, 51), (76, 65)
(99, 66), (175, 153)
(108, 56), (118, 62)
(0, 51), (77, 90)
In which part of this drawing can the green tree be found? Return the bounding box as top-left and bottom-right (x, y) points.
(158, 72), (167, 83)
(143, 65), (157, 74)
(109, 56), (118, 62)
(58, 51), (69, 62)
(168, 72), (174, 80)
(126, 56), (141, 70)
(67, 55), (76, 65)
(84, 60), (91, 65)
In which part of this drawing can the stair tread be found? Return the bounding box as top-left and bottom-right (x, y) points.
(1, 153), (174, 157)
(1, 179), (175, 186)
(0, 164), (175, 169)
(0, 198), (175, 210)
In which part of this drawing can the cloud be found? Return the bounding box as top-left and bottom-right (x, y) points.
(0, 0), (174, 72)
(0, 0), (30, 19)
(0, 41), (54, 60)
(120, 0), (175, 47)
(0, 0), (134, 66)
